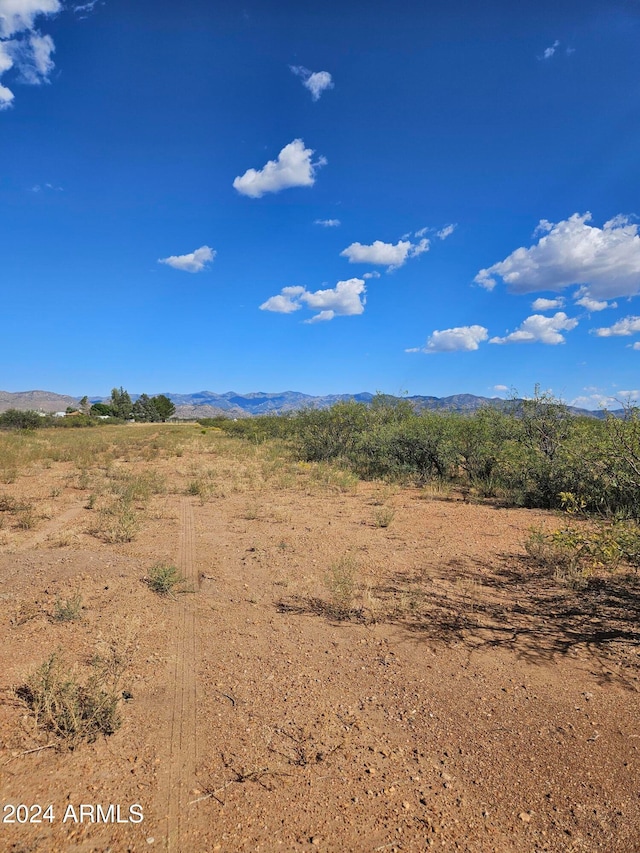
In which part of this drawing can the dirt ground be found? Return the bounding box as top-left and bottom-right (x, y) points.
(0, 425), (638, 852)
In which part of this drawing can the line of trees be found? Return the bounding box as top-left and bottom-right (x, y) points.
(90, 388), (176, 422)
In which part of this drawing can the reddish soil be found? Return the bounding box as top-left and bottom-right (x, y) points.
(0, 427), (638, 852)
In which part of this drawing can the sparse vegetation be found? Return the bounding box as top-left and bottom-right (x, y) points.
(94, 498), (138, 543)
(147, 562), (185, 596)
(17, 653), (122, 748)
(372, 507), (395, 528)
(325, 555), (360, 618)
(52, 595), (83, 622)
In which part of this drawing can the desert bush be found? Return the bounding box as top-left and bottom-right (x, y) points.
(52, 595), (83, 622)
(525, 521), (640, 582)
(147, 563), (185, 596)
(373, 507), (395, 528)
(325, 555), (360, 618)
(17, 653), (122, 747)
(0, 409), (44, 430)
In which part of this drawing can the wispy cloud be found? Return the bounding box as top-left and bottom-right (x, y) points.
(362, 271), (381, 280)
(29, 181), (62, 192)
(490, 312), (578, 345)
(437, 223), (457, 240)
(314, 218), (340, 227)
(290, 65), (334, 101)
(0, 0), (62, 108)
(233, 139), (326, 198)
(406, 325), (488, 354)
(493, 384), (509, 392)
(592, 316), (640, 338)
(260, 278), (366, 323)
(73, 1), (101, 15)
(158, 245), (215, 273)
(540, 39), (560, 60)
(340, 237), (429, 271)
(475, 213), (640, 300)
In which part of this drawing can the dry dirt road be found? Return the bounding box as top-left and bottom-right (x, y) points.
(0, 428), (638, 852)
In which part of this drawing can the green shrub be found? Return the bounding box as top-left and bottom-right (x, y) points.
(147, 563), (185, 595)
(0, 409), (44, 430)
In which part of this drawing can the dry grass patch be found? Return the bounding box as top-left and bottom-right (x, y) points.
(16, 653), (123, 749)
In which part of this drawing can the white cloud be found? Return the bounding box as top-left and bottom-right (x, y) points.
(73, 0), (100, 14)
(0, 0), (61, 38)
(592, 316), (640, 337)
(362, 271), (381, 280)
(260, 278), (366, 322)
(541, 39), (560, 60)
(632, 342), (640, 351)
(340, 237), (429, 271)
(0, 0), (62, 108)
(9, 30), (54, 83)
(259, 286), (305, 314)
(493, 384), (509, 392)
(475, 213), (640, 300)
(233, 139), (326, 198)
(531, 297), (565, 311)
(158, 245), (215, 273)
(573, 287), (616, 312)
(290, 65), (334, 101)
(570, 393), (617, 410)
(407, 325), (489, 354)
(489, 312), (578, 345)
(314, 218), (340, 227)
(437, 223), (457, 240)
(575, 295), (616, 311)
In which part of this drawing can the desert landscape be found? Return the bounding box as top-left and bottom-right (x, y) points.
(0, 422), (638, 852)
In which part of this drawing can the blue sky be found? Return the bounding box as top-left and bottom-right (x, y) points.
(1, 0), (640, 407)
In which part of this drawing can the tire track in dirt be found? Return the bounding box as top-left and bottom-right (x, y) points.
(162, 497), (199, 851)
(18, 503), (85, 550)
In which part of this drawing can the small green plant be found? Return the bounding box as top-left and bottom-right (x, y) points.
(373, 507), (395, 528)
(52, 595), (83, 622)
(187, 479), (209, 503)
(147, 563), (185, 596)
(17, 653), (122, 748)
(86, 492), (97, 509)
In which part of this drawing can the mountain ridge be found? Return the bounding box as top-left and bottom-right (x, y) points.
(0, 388), (619, 418)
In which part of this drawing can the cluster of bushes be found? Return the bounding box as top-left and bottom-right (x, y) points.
(0, 388), (176, 431)
(203, 392), (640, 517)
(0, 409), (97, 430)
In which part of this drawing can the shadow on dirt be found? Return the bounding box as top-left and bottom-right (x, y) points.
(275, 554), (640, 689)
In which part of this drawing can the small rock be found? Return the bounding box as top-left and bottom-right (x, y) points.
(146, 839), (155, 845)
(311, 836), (321, 846)
(519, 812), (531, 823)
(402, 801), (412, 810)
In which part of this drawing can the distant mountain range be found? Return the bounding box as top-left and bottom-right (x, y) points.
(0, 389), (619, 419)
